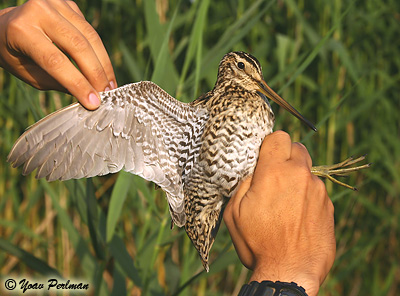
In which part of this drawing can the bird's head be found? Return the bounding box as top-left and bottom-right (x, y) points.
(216, 51), (317, 131)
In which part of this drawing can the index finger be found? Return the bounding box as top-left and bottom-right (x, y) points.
(22, 28), (101, 109)
(59, 1), (117, 88)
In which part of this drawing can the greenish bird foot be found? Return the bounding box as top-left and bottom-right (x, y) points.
(311, 155), (371, 191)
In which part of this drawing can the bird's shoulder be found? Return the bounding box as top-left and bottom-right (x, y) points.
(190, 90), (214, 108)
(101, 81), (206, 123)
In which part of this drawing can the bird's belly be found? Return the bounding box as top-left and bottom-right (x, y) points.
(182, 106), (273, 267)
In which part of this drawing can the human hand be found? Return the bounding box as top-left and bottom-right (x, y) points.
(224, 131), (336, 296)
(0, 0), (116, 110)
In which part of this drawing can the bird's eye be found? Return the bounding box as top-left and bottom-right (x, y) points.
(237, 62), (245, 69)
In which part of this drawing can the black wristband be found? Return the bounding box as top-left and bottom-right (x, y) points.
(238, 280), (308, 296)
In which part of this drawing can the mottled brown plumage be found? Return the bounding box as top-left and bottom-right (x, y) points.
(183, 52), (276, 270)
(8, 51), (369, 271)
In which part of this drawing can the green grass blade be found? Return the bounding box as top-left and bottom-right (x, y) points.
(144, 0), (179, 92)
(41, 180), (98, 273)
(0, 238), (61, 276)
(178, 0), (210, 97)
(277, 1), (355, 95)
(106, 171), (133, 243)
(109, 235), (142, 287)
(86, 178), (106, 260)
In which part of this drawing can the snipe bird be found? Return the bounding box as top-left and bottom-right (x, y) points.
(8, 51), (369, 271)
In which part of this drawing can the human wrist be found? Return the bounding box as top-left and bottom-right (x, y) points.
(238, 280), (308, 296)
(249, 263), (320, 296)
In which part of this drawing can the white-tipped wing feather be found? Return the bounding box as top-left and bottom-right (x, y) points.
(8, 81), (209, 226)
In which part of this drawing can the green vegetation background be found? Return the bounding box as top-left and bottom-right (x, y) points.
(0, 0), (399, 295)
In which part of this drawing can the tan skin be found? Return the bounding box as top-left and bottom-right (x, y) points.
(0, 0), (116, 110)
(0, 2), (335, 295)
(224, 131), (336, 296)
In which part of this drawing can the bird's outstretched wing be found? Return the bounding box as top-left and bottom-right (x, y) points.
(8, 81), (209, 226)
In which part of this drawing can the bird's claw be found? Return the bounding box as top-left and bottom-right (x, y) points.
(311, 155), (371, 190)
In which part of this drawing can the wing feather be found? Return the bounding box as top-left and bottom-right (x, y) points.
(8, 81), (209, 226)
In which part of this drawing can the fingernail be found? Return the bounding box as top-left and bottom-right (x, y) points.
(105, 86), (110, 92)
(88, 92), (100, 106)
(110, 80), (116, 89)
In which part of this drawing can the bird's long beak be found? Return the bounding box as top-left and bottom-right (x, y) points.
(258, 80), (317, 132)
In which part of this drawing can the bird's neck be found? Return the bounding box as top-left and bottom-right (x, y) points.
(213, 77), (247, 94)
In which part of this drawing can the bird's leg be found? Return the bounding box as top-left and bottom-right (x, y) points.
(311, 155), (371, 191)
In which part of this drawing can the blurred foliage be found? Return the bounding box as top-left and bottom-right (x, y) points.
(0, 0), (399, 295)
